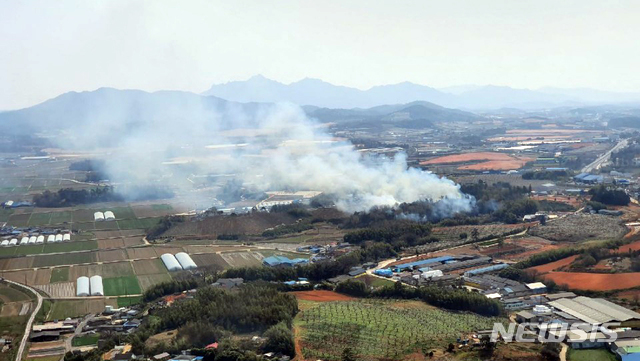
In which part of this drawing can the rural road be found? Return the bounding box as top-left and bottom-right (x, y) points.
(3, 279), (43, 361)
(559, 342), (568, 361)
(581, 139), (627, 173)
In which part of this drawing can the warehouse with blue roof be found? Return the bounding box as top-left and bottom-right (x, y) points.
(393, 256), (454, 271)
(263, 255), (309, 267)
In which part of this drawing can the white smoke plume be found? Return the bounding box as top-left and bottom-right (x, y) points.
(55, 91), (473, 215)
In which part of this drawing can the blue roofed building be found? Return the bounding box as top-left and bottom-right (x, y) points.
(393, 256), (454, 271)
(262, 256), (309, 267)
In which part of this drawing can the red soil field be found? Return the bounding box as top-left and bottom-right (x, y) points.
(615, 289), (640, 301)
(420, 152), (514, 165)
(458, 159), (532, 171)
(542, 272), (640, 291)
(291, 290), (354, 302)
(616, 240), (640, 253)
(527, 255), (577, 274)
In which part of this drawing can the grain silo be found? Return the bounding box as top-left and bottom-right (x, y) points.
(94, 212), (105, 222)
(175, 252), (198, 270)
(47, 235), (55, 243)
(160, 253), (183, 271)
(76, 276), (90, 297)
(90, 275), (104, 296)
(55, 234), (63, 242)
(104, 211), (115, 221)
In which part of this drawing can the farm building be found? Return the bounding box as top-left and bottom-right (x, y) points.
(0, 240), (8, 246)
(463, 263), (509, 277)
(36, 235), (45, 244)
(90, 275), (104, 296)
(77, 276), (90, 297)
(393, 256), (454, 271)
(160, 253), (183, 271)
(525, 282), (547, 294)
(94, 212), (105, 222)
(47, 235), (55, 243)
(104, 211), (115, 221)
(9, 238), (17, 246)
(421, 269), (443, 279)
(28, 236), (36, 244)
(374, 269), (393, 277)
(548, 296), (640, 327)
(55, 234), (63, 242)
(20, 237), (28, 245)
(63, 233), (71, 241)
(262, 256), (309, 267)
(175, 252), (197, 270)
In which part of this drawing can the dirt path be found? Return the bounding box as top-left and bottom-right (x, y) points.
(559, 342), (567, 361)
(293, 326), (304, 361)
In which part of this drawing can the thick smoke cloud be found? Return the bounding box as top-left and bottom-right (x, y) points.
(58, 93), (473, 214)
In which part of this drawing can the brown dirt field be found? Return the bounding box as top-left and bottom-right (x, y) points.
(133, 259), (166, 275)
(137, 273), (172, 291)
(153, 246), (185, 255)
(68, 264), (102, 279)
(0, 259), (9, 270)
(458, 158), (533, 171)
(615, 289), (640, 301)
(190, 253), (229, 268)
(6, 257), (34, 270)
(32, 268), (52, 285)
(291, 290), (355, 302)
(506, 129), (597, 135)
(163, 212), (297, 237)
(101, 261), (134, 278)
(528, 255), (577, 274)
(98, 238), (125, 249)
(132, 206), (175, 218)
(119, 229), (146, 237)
(616, 240), (640, 253)
(123, 237), (144, 246)
(126, 247), (158, 259)
(593, 260), (612, 270)
(421, 152), (514, 165)
(543, 272), (640, 291)
(531, 195), (583, 208)
(93, 230), (122, 239)
(1, 269), (35, 284)
(0, 302), (28, 316)
(98, 249), (128, 262)
(220, 251), (264, 268)
(182, 245), (250, 254)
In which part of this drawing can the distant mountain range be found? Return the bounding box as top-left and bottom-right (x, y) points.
(0, 88), (478, 140)
(203, 75), (640, 110)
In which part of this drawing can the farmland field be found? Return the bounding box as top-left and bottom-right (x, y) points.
(47, 299), (118, 320)
(529, 214), (627, 242)
(32, 251), (97, 267)
(49, 211), (73, 224)
(0, 284), (32, 303)
(49, 267), (70, 283)
(43, 240), (98, 253)
(541, 272), (640, 291)
(296, 299), (504, 361)
(27, 212), (52, 226)
(132, 258), (167, 275)
(102, 275), (142, 296)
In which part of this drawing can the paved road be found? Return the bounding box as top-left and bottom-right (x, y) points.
(3, 279), (43, 361)
(581, 139), (628, 173)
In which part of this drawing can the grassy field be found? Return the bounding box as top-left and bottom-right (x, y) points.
(295, 299), (504, 361)
(0, 284), (32, 302)
(567, 348), (617, 361)
(43, 240), (98, 253)
(117, 295), (142, 307)
(72, 334), (100, 347)
(33, 251), (96, 267)
(49, 211), (73, 224)
(27, 212), (52, 226)
(49, 267), (70, 283)
(103, 276), (142, 296)
(0, 315), (28, 361)
(110, 206), (137, 220)
(47, 299), (117, 320)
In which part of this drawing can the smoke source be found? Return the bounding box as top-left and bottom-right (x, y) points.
(56, 94), (473, 215)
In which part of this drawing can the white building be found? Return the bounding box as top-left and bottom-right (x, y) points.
(63, 233), (71, 241)
(94, 212), (105, 222)
(104, 211), (115, 221)
(36, 235), (45, 244)
(47, 235), (55, 243)
(160, 253), (183, 271)
(55, 234), (63, 242)
(28, 236), (36, 244)
(90, 275), (104, 296)
(1, 240), (8, 247)
(175, 252), (198, 270)
(20, 237), (29, 245)
(9, 238), (18, 246)
(76, 277), (90, 297)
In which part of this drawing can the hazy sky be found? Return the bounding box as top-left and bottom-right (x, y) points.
(2, 0), (640, 110)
